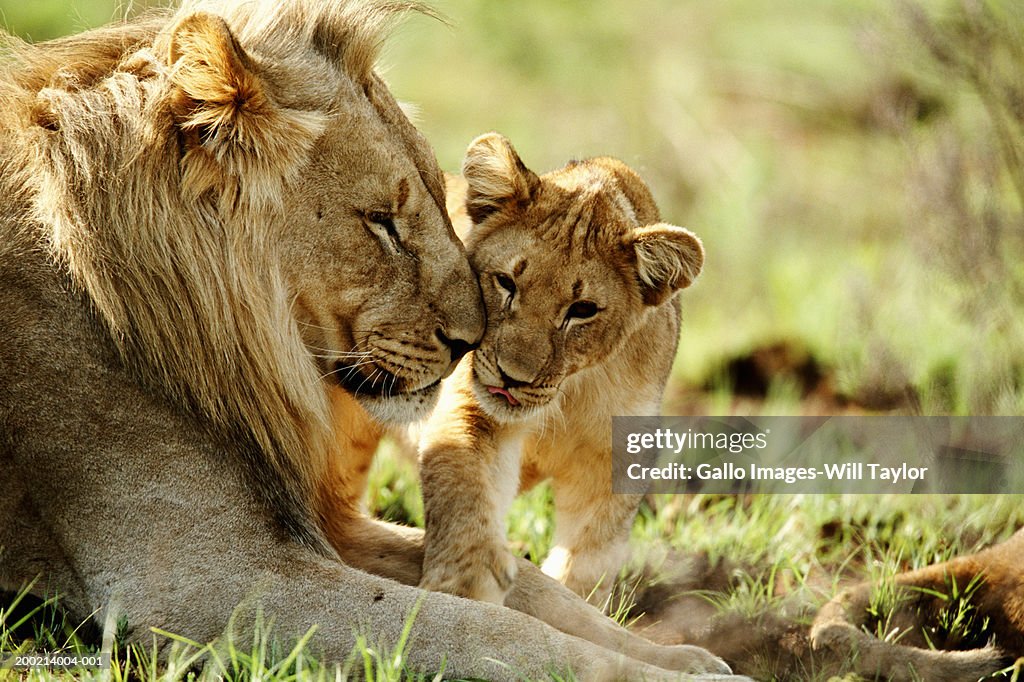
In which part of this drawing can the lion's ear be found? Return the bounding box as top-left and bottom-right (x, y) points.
(166, 12), (326, 205)
(462, 132), (540, 225)
(167, 13), (266, 140)
(626, 224), (704, 306)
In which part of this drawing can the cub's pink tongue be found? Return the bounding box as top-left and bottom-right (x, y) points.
(487, 386), (520, 406)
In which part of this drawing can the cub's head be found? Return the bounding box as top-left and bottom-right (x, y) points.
(458, 133), (703, 423)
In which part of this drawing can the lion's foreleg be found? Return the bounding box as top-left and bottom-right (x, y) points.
(323, 513), (734, 676)
(184, 533), (725, 682)
(506, 555), (735, 675)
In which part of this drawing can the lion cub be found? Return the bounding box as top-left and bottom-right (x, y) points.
(418, 133), (704, 606)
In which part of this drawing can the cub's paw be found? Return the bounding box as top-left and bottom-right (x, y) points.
(420, 543), (518, 605)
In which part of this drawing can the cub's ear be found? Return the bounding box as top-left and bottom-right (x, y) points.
(626, 224), (704, 306)
(443, 172), (473, 242)
(462, 132), (540, 224)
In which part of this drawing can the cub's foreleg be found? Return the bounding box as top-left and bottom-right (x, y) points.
(544, 472), (641, 607)
(418, 379), (520, 604)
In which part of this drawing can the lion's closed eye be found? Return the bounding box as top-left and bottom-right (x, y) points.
(565, 300), (598, 321)
(363, 209), (404, 253)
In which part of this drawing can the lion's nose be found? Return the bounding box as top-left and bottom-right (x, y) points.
(436, 328), (478, 364)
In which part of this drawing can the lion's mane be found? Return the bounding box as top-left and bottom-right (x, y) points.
(0, 0), (424, 543)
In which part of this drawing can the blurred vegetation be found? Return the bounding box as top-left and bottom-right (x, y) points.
(388, 0), (1024, 417)
(0, 0), (134, 41)
(4, 0), (1022, 415)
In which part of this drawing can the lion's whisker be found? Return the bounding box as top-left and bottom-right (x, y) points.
(355, 369), (382, 395)
(318, 359), (379, 381)
(308, 351), (373, 360)
(308, 352), (371, 360)
(295, 319), (342, 332)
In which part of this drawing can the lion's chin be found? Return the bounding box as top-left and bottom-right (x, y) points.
(357, 382), (442, 426)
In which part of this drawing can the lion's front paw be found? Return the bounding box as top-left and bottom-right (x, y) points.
(420, 543), (518, 605)
(660, 645), (733, 675)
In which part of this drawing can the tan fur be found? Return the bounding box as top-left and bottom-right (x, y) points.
(316, 162), (742, 678)
(417, 134), (705, 613)
(3, 0), (483, 535)
(0, 5), (756, 680)
(811, 529), (1024, 681)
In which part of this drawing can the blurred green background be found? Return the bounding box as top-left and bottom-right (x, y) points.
(5, 0), (1022, 416)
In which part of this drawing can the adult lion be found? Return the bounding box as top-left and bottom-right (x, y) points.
(0, 1), (743, 679)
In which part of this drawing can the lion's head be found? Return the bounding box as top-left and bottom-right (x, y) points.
(455, 133), (703, 424)
(6, 0), (483, 533)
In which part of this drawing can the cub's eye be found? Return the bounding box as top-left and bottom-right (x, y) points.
(566, 300), (599, 321)
(495, 273), (517, 297)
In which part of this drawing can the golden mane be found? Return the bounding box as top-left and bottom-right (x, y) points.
(0, 0), (427, 546)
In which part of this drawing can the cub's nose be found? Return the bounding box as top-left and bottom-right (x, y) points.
(496, 363), (531, 389)
(436, 328), (478, 364)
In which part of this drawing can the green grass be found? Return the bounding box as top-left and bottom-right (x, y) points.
(5, 464), (1023, 680)
(2, 593), (441, 682)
